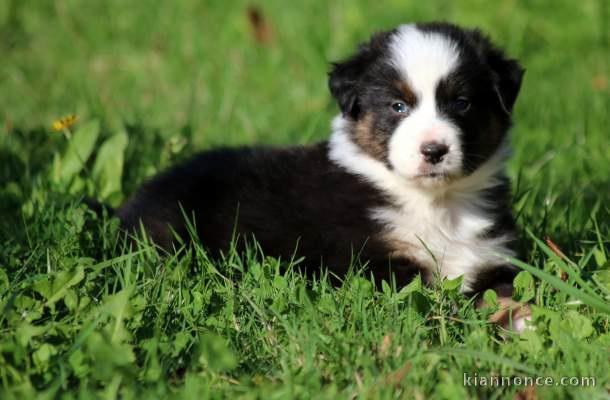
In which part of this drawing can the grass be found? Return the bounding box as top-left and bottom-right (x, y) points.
(1, 0), (609, 398)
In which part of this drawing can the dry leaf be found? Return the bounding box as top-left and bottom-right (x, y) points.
(383, 362), (412, 387)
(591, 75), (608, 91)
(246, 5), (273, 45)
(545, 236), (568, 280)
(514, 385), (537, 400)
(379, 334), (392, 358)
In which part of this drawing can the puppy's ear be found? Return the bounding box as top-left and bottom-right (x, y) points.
(468, 29), (525, 114)
(328, 32), (391, 119)
(487, 49), (525, 114)
(328, 52), (369, 119)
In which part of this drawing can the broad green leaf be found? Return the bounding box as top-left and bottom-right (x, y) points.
(140, 339), (162, 382)
(32, 277), (52, 300)
(57, 120), (100, 183)
(0, 268), (9, 293)
(86, 331), (135, 381)
(172, 331), (192, 357)
(33, 343), (57, 370)
(102, 289), (133, 344)
(350, 277), (373, 297)
(595, 333), (610, 349)
(517, 329), (543, 355)
(593, 269), (610, 292)
(44, 266), (85, 307)
(593, 246), (607, 268)
(482, 289), (498, 307)
(64, 289), (78, 311)
(198, 332), (237, 372)
(68, 349), (88, 377)
(442, 275), (463, 292)
(435, 371), (469, 400)
(92, 130), (128, 205)
(16, 323), (46, 347)
(560, 310), (594, 339)
(513, 271), (535, 302)
(380, 280), (391, 297)
(272, 274), (287, 290)
(549, 310), (594, 346)
(398, 274), (422, 297)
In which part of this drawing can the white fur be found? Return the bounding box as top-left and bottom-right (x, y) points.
(327, 25), (517, 291)
(329, 117), (515, 292)
(511, 315), (531, 333)
(388, 25), (464, 180)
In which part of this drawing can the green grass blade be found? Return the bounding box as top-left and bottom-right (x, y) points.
(505, 255), (610, 314)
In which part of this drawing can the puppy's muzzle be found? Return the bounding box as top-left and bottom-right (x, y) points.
(420, 141), (449, 164)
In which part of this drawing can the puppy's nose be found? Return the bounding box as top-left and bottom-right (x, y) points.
(420, 141), (449, 164)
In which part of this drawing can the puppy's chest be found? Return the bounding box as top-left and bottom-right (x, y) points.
(370, 199), (514, 287)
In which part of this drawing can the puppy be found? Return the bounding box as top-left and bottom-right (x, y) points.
(118, 22), (527, 326)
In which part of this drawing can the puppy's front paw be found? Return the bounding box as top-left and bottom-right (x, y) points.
(488, 297), (532, 333)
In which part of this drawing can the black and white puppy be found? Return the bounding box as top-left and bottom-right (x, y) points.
(119, 22), (525, 317)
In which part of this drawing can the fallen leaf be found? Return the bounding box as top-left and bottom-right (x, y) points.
(246, 5), (273, 45)
(383, 362), (412, 387)
(591, 75), (608, 91)
(379, 334), (392, 358)
(544, 236), (568, 280)
(514, 385), (537, 400)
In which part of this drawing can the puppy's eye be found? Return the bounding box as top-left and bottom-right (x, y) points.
(452, 97), (471, 113)
(391, 102), (408, 113)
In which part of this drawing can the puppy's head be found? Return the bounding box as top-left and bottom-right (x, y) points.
(329, 22), (524, 188)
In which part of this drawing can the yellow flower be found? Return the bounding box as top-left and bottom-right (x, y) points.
(51, 114), (77, 132)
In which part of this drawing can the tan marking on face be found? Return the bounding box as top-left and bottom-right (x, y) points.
(394, 80), (417, 106)
(351, 113), (388, 161)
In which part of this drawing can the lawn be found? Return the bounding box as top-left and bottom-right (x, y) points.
(0, 0), (609, 398)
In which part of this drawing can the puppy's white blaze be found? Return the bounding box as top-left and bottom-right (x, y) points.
(388, 25), (464, 179)
(389, 25), (460, 99)
(329, 116), (515, 292)
(388, 102), (464, 179)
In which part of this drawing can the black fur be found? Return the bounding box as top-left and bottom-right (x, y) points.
(328, 22), (524, 175)
(118, 144), (424, 283)
(328, 30), (398, 119)
(118, 22), (524, 294)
